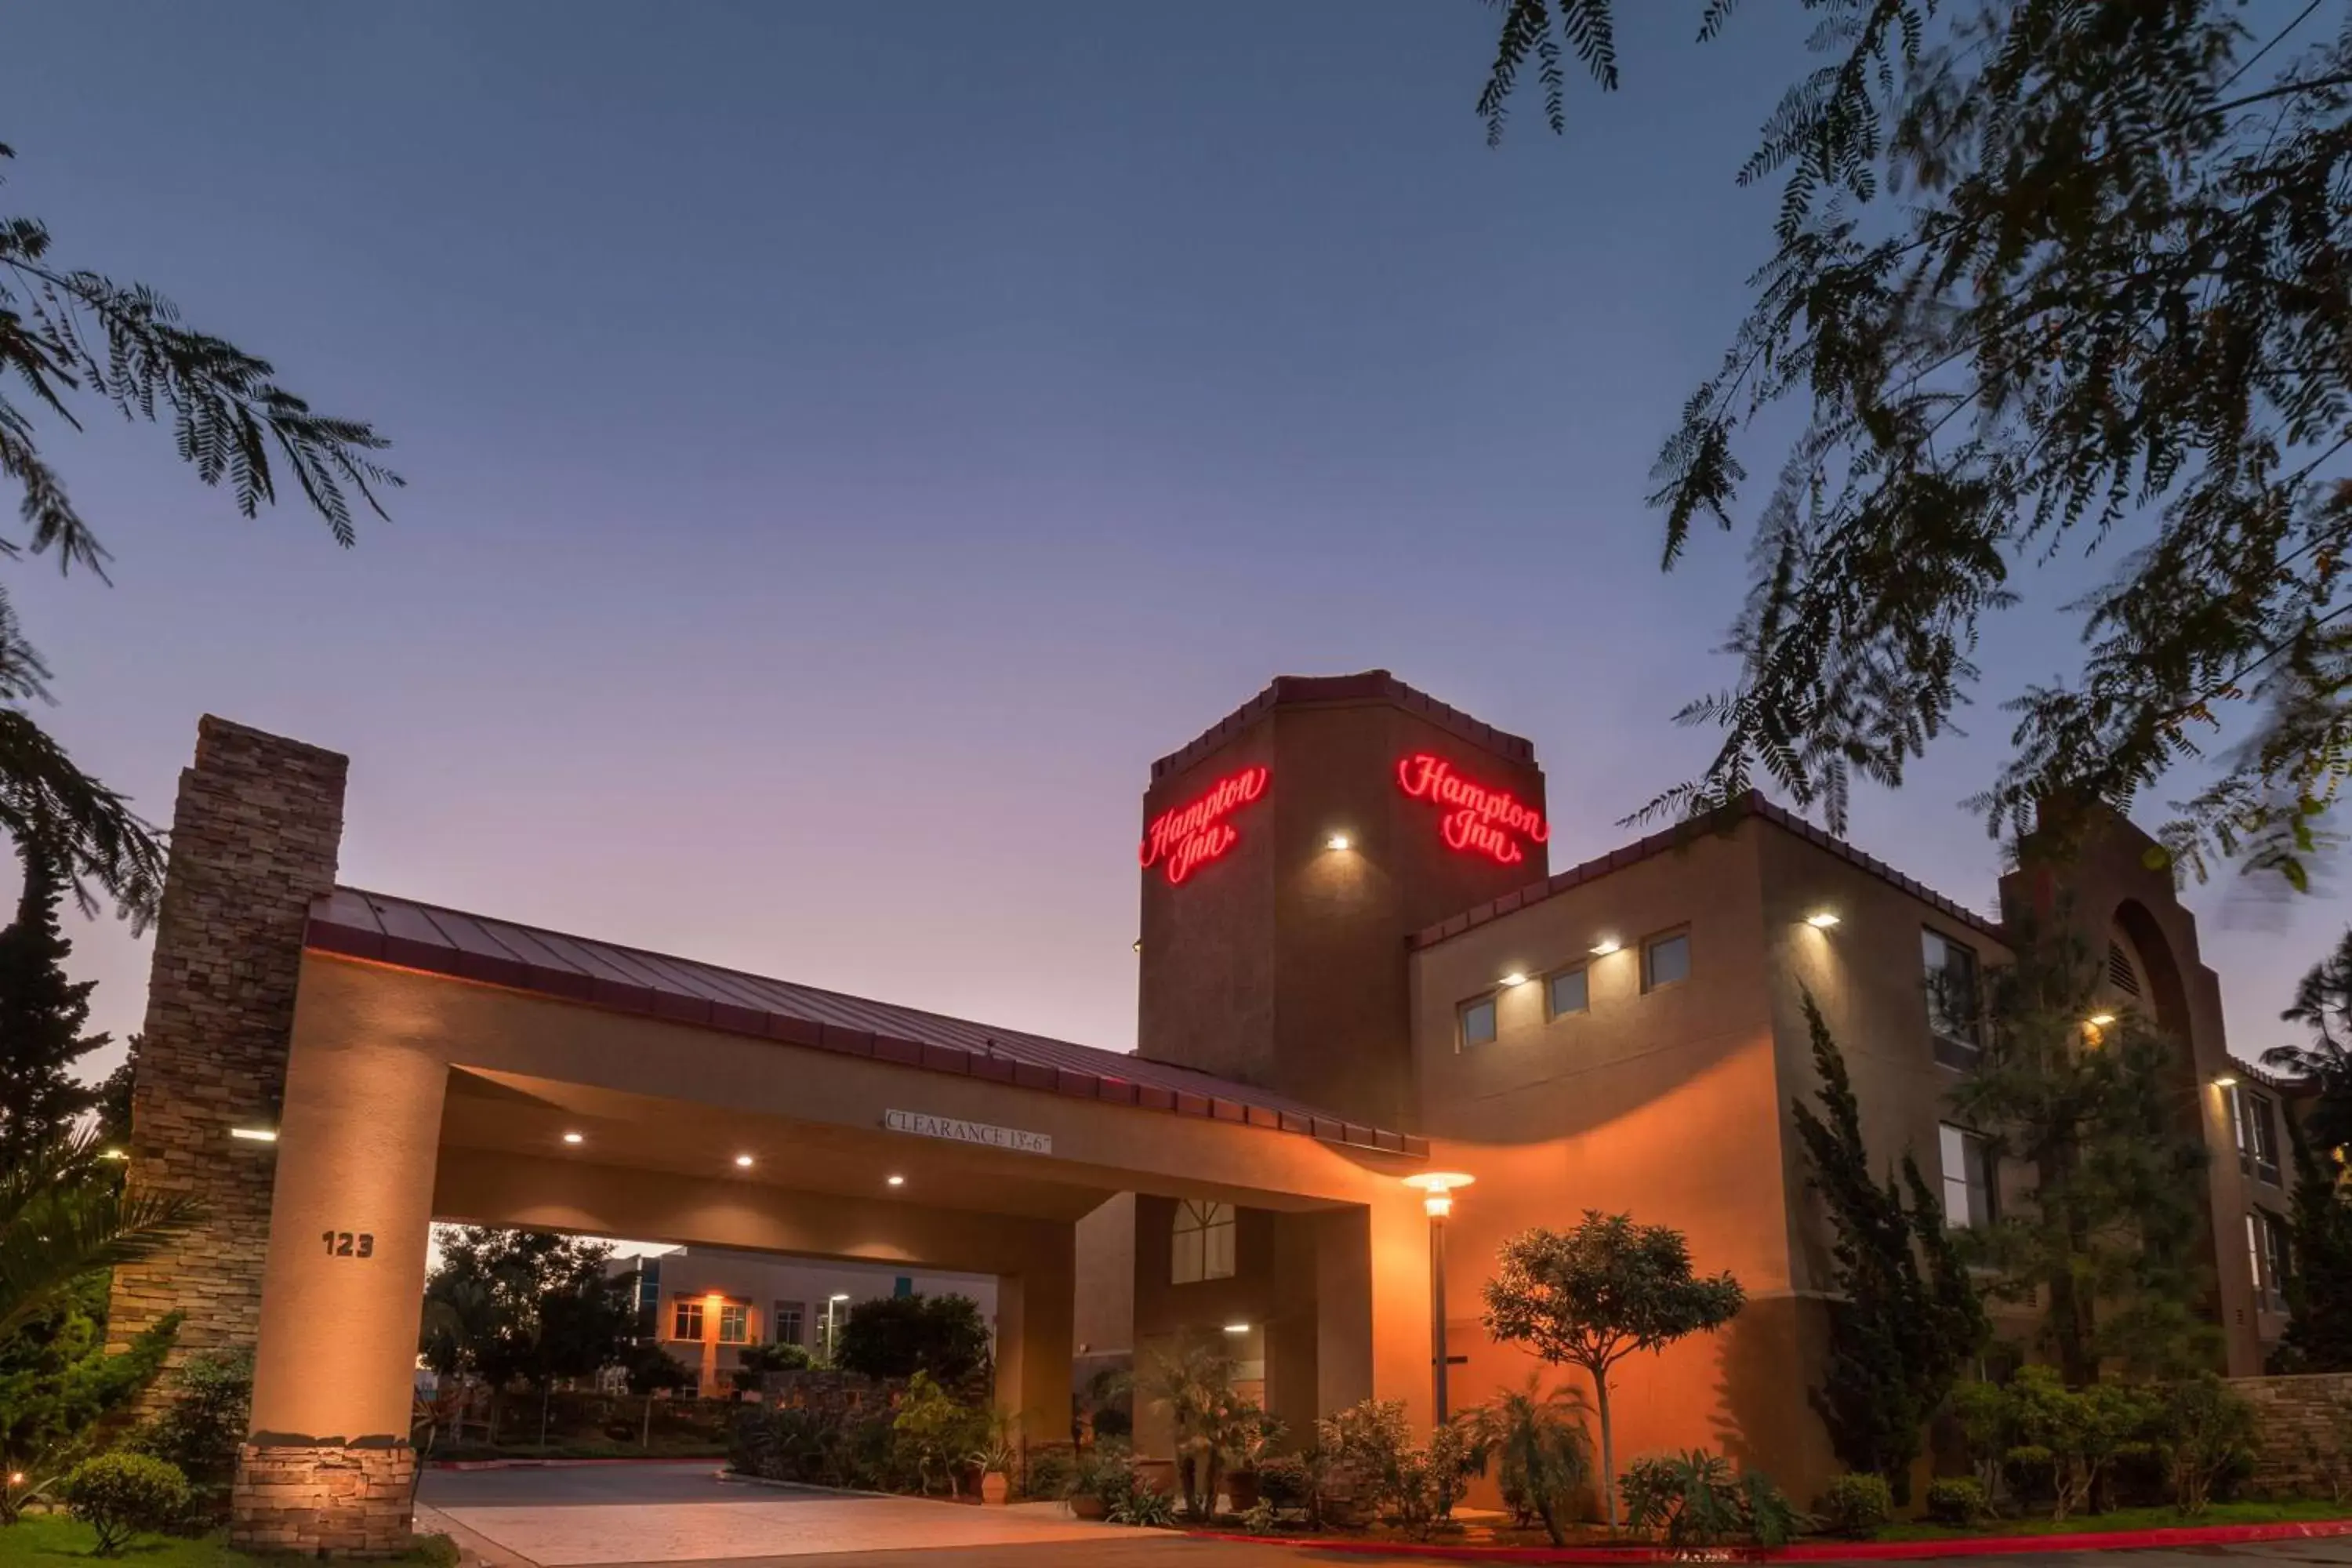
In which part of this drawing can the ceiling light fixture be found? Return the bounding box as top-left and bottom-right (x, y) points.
(562, 1131), (585, 1145)
(1806, 911), (1842, 928)
(229, 1127), (278, 1143)
(2213, 1073), (2239, 1089)
(1501, 971), (1528, 987)
(1222, 1323), (1251, 1334)
(886, 1174), (905, 1187)
(734, 1153), (755, 1168)
(1327, 833), (1352, 851)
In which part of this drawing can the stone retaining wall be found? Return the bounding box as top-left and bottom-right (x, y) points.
(230, 1442), (415, 1558)
(2230, 1371), (2352, 1497)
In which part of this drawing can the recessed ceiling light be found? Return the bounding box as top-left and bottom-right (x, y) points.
(1590, 938), (1621, 956)
(1327, 833), (1352, 851)
(886, 1174), (905, 1187)
(562, 1131), (584, 1145)
(734, 1153), (755, 1168)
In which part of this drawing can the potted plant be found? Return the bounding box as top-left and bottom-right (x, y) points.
(974, 1437), (1018, 1506)
(1221, 1406), (1285, 1512)
(1064, 1439), (1134, 1520)
(1136, 1338), (1241, 1519)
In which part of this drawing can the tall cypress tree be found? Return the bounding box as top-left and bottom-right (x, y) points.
(1792, 991), (1986, 1499)
(0, 849), (108, 1163)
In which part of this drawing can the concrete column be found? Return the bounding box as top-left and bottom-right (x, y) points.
(995, 1230), (1075, 1444)
(108, 718), (348, 1367)
(234, 1033), (447, 1555)
(1313, 1198), (1432, 1428)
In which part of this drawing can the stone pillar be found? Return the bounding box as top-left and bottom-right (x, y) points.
(237, 1033), (448, 1552)
(108, 717), (348, 1367)
(996, 1231), (1076, 1444)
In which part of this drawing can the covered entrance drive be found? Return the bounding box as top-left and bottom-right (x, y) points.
(107, 718), (1436, 1555)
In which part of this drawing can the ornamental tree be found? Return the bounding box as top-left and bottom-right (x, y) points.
(1481, 1212), (1745, 1528)
(2267, 927), (2352, 1158)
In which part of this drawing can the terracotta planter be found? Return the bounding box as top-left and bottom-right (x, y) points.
(1225, 1470), (1260, 1512)
(980, 1471), (1009, 1506)
(1069, 1494), (1109, 1520)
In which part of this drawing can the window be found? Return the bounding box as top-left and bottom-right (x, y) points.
(2257, 1210), (2292, 1309)
(2244, 1091), (2281, 1185)
(1939, 1124), (1997, 1229)
(1923, 929), (1983, 1068)
(635, 1259), (662, 1334)
(2245, 1213), (2266, 1305)
(1171, 1199), (1236, 1284)
(1546, 967), (1589, 1018)
(1642, 931), (1690, 991)
(718, 1303), (749, 1345)
(1458, 996), (1497, 1047)
(670, 1298), (704, 1342)
(773, 1301), (804, 1347)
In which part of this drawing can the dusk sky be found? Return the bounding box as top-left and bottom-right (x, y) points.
(5, 1), (2341, 1083)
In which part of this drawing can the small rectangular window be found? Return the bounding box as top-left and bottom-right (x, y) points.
(2245, 1092), (2281, 1185)
(1458, 996), (1498, 1047)
(719, 1303), (749, 1345)
(671, 1298), (704, 1342)
(1171, 1200), (1237, 1284)
(2259, 1210), (2292, 1309)
(1939, 1124), (1996, 1229)
(773, 1301), (804, 1346)
(1924, 929), (1983, 1067)
(2246, 1212), (2265, 1303)
(1642, 931), (1690, 991)
(1546, 967), (1589, 1018)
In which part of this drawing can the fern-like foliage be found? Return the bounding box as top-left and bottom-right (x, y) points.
(0, 141), (399, 924)
(1476, 2), (2352, 891)
(0, 1131), (201, 1343)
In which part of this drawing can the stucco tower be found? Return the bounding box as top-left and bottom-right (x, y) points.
(1136, 672), (1549, 1131)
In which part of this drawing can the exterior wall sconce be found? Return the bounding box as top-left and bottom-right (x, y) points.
(1501, 971), (1529, 987)
(1403, 1172), (1476, 1417)
(229, 1127), (278, 1143)
(2212, 1072), (2239, 1088)
(1589, 938), (1621, 956)
(1806, 911), (1841, 928)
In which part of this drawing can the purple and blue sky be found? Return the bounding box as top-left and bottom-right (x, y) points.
(4, 1), (2339, 1080)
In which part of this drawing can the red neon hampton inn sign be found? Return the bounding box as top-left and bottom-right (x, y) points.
(1398, 752), (1548, 866)
(1141, 765), (1269, 886)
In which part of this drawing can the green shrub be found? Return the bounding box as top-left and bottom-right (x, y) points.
(413, 1534), (462, 1568)
(1256, 1452), (1312, 1510)
(1817, 1472), (1893, 1537)
(1238, 1497), (1276, 1534)
(1621, 1450), (1799, 1547)
(889, 1372), (992, 1497)
(730, 1341), (815, 1392)
(64, 1452), (190, 1555)
(1022, 1444), (1075, 1502)
(2156, 1376), (2259, 1515)
(132, 1350), (251, 1526)
(1067, 1438), (1138, 1511)
(1925, 1476), (1988, 1526)
(1109, 1483), (1178, 1526)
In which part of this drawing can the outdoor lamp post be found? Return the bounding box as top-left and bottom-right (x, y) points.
(1402, 1172), (1475, 1420)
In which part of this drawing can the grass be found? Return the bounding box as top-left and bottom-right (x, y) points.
(1875, 1497), (2352, 1541)
(0, 1515), (456, 1568)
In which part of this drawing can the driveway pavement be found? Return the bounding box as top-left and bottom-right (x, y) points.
(418, 1465), (2352, 1568)
(418, 1462), (1132, 1564)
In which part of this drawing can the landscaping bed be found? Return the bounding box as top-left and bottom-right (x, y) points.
(0, 1517), (456, 1568)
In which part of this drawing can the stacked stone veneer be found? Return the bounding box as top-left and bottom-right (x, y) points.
(230, 1443), (416, 1558)
(2233, 1371), (2352, 1497)
(106, 717), (348, 1369)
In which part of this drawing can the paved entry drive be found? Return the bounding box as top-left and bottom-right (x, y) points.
(417, 1462), (1135, 1564)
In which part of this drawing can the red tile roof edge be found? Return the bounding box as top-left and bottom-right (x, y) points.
(1149, 671), (1537, 784)
(302, 898), (1426, 1160)
(1406, 792), (2006, 952)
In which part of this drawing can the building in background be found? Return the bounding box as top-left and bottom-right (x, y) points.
(613, 1248), (996, 1397)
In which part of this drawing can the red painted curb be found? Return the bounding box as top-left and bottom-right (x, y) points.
(1186, 1515), (2352, 1563)
(430, 1456), (722, 1471)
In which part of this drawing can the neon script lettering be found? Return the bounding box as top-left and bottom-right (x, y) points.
(1141, 765), (1269, 886)
(1397, 753), (1548, 866)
